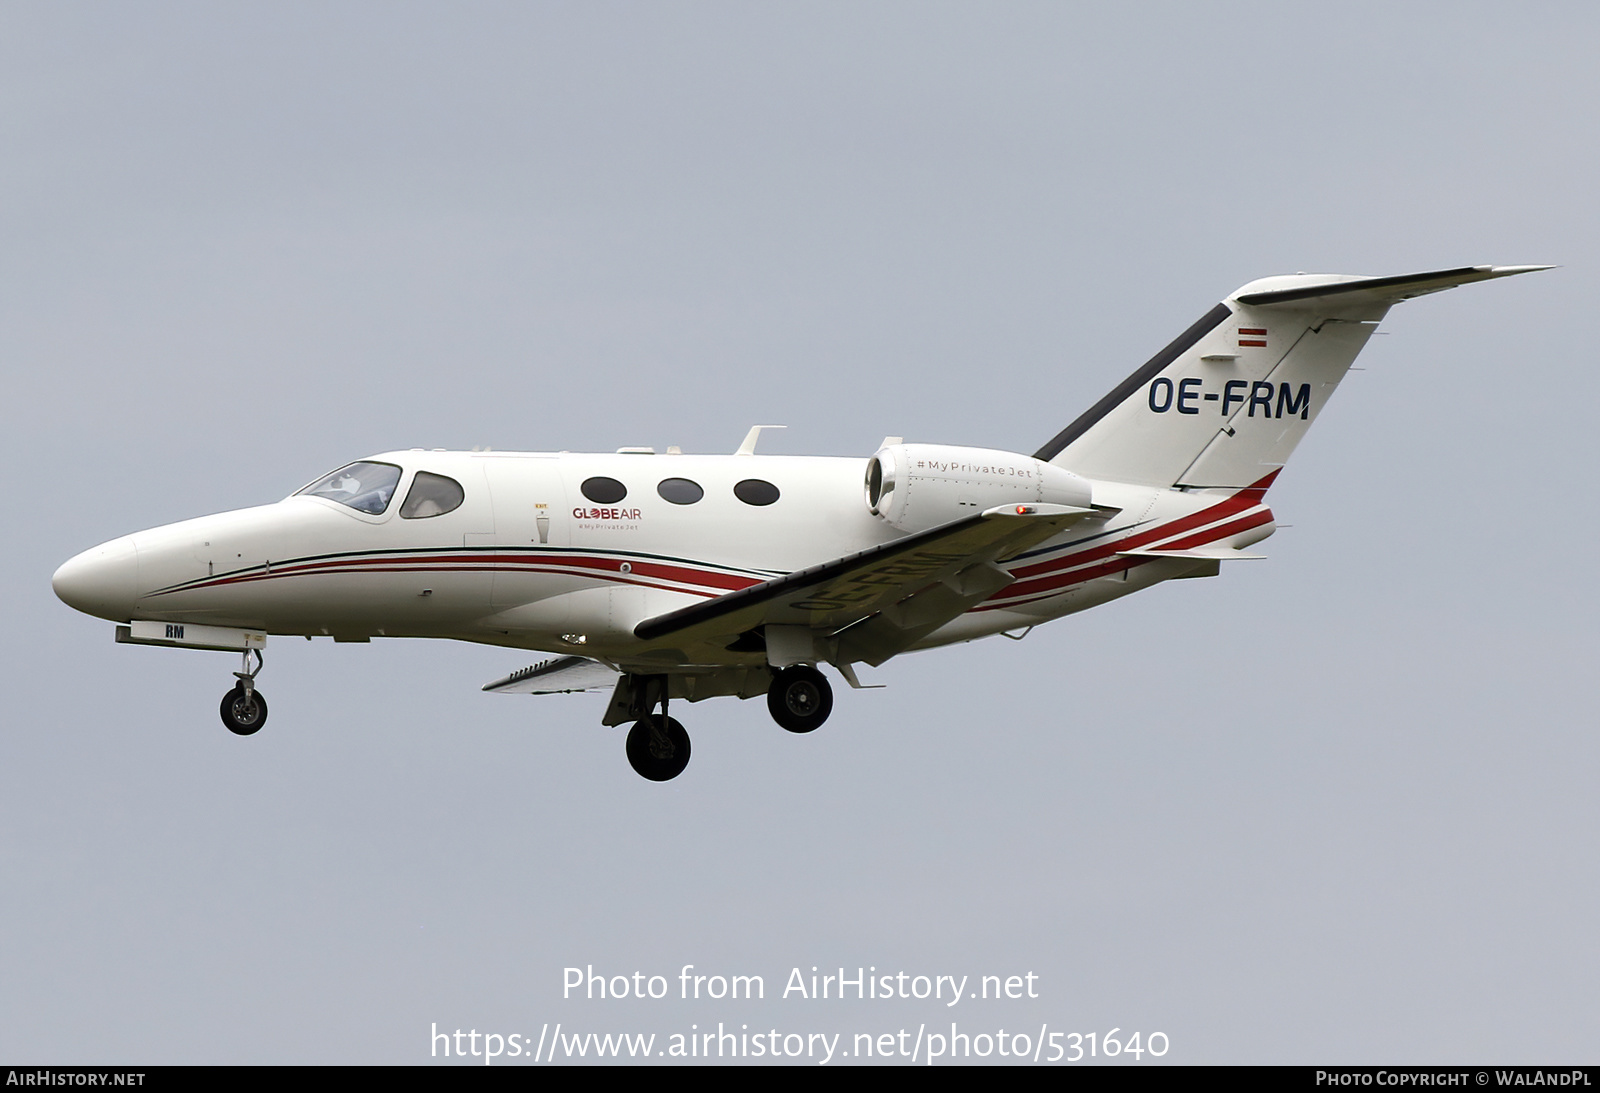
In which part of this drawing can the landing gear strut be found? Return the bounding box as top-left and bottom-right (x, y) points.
(220, 648), (268, 736)
(767, 665), (833, 733)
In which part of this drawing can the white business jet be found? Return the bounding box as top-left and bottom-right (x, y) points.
(53, 266), (1546, 780)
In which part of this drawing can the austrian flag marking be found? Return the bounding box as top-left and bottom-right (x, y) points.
(1238, 327), (1267, 348)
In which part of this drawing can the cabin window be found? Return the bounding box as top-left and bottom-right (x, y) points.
(295, 461), (402, 515)
(400, 472), (465, 519)
(733, 478), (780, 506)
(656, 477), (704, 505)
(581, 476), (628, 504)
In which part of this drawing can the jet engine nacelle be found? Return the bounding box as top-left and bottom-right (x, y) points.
(864, 443), (1093, 533)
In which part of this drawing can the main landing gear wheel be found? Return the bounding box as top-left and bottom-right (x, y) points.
(626, 715), (691, 781)
(767, 665), (833, 734)
(220, 685), (268, 735)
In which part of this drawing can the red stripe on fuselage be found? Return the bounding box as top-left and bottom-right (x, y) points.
(1153, 508), (1274, 553)
(186, 561), (729, 600)
(160, 550), (764, 597)
(984, 472), (1279, 606)
(1007, 471), (1277, 580)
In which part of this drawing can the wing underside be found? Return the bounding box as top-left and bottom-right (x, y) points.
(482, 655), (620, 695)
(632, 503), (1093, 667)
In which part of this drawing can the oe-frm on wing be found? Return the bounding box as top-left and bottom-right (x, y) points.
(631, 502), (1093, 670)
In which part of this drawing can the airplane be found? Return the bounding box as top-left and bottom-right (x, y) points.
(52, 265), (1548, 780)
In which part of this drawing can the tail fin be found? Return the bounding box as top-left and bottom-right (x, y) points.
(1035, 265), (1550, 489)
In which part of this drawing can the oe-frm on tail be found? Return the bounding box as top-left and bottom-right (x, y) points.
(52, 265), (1548, 779)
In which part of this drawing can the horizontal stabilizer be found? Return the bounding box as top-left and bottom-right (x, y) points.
(1233, 265), (1552, 310)
(483, 655), (619, 695)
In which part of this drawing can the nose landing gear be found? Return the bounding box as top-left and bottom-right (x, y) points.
(220, 648), (268, 736)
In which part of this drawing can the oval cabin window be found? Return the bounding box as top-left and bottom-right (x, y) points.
(656, 478), (704, 505)
(581, 476), (628, 504)
(733, 479), (780, 507)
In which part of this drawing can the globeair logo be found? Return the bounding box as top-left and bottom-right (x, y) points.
(573, 507), (642, 520)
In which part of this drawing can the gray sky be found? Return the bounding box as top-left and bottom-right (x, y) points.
(4, 1), (1596, 1064)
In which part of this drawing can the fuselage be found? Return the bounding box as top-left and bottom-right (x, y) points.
(52, 447), (1277, 669)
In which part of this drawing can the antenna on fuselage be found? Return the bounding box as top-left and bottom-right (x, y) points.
(735, 424), (786, 456)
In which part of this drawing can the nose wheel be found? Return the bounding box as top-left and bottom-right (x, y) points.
(220, 648), (268, 736)
(220, 685), (268, 735)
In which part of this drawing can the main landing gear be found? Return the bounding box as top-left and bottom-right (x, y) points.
(767, 665), (833, 734)
(623, 676), (692, 781)
(625, 714), (691, 782)
(618, 665), (838, 781)
(219, 648), (268, 736)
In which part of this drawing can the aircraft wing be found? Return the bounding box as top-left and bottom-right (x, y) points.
(633, 503), (1093, 666)
(482, 655), (620, 695)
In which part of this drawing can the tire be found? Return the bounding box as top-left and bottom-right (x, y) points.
(766, 665), (833, 733)
(220, 685), (268, 736)
(625, 715), (691, 781)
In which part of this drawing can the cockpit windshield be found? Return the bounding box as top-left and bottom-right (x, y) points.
(295, 461), (402, 515)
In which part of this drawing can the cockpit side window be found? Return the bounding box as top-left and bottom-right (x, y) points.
(400, 471), (465, 519)
(295, 461), (402, 515)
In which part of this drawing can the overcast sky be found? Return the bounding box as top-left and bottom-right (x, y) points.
(4, 1), (1596, 1065)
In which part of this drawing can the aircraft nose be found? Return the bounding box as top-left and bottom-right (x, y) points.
(52, 536), (139, 622)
